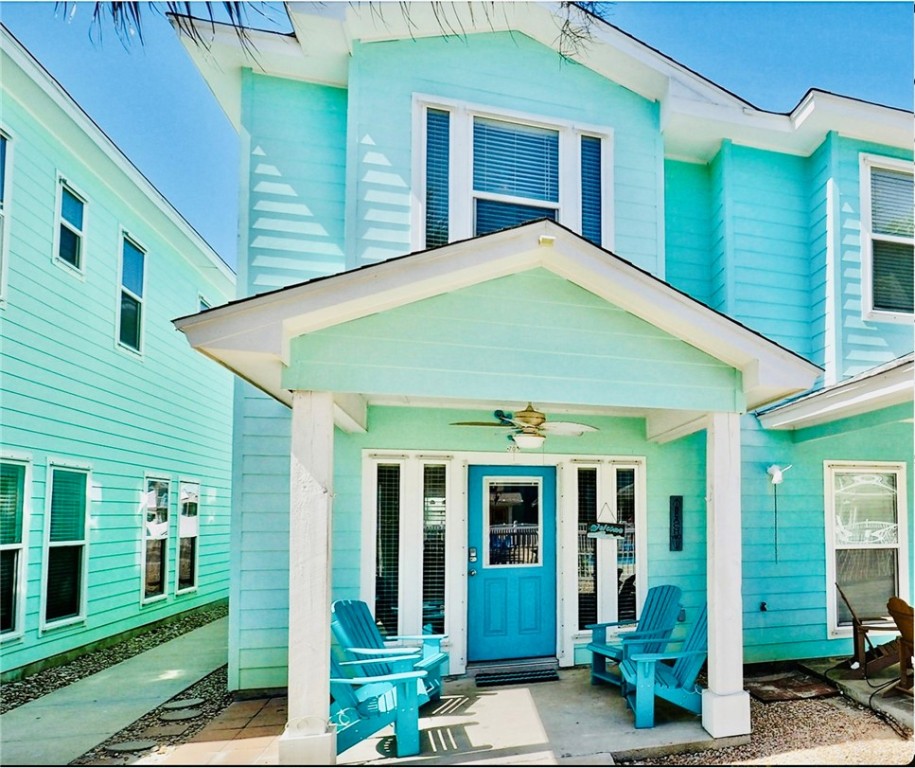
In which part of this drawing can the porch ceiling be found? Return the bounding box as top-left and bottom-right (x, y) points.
(174, 220), (821, 438)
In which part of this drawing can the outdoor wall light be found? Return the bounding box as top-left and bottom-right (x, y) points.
(766, 464), (792, 485)
(512, 432), (545, 450)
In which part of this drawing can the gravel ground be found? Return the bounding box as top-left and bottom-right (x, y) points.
(619, 696), (914, 766)
(0, 601), (228, 715)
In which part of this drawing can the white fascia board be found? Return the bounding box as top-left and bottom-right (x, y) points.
(177, 221), (821, 410)
(758, 360), (914, 430)
(645, 411), (707, 444)
(1, 28), (235, 294)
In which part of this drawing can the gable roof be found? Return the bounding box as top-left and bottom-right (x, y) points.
(175, 3), (911, 160)
(175, 219), (821, 418)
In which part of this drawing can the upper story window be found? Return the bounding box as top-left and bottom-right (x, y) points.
(56, 180), (86, 271)
(860, 154), (913, 321)
(419, 100), (610, 251)
(118, 234), (145, 352)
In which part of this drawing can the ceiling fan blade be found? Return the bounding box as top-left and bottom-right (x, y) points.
(540, 421), (599, 435)
(450, 421), (514, 427)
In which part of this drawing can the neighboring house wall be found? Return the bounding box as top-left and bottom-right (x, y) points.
(0, 31), (234, 675)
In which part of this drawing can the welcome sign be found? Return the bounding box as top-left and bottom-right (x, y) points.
(586, 522), (626, 539)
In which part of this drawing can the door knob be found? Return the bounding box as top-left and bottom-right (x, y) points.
(468, 569), (478, 577)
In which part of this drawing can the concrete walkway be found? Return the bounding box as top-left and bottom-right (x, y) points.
(0, 617), (228, 766)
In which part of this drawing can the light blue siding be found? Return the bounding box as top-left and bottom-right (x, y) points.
(0, 62), (234, 674)
(665, 159), (712, 304)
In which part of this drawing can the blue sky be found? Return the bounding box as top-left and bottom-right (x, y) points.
(1, 1), (911, 269)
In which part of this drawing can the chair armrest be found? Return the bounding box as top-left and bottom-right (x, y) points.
(339, 655), (421, 668)
(346, 646), (422, 656)
(332, 669), (427, 686)
(620, 629), (671, 643)
(586, 620), (637, 630)
(630, 648), (706, 663)
(388, 634), (448, 641)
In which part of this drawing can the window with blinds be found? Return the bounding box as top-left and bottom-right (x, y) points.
(0, 133), (8, 299)
(425, 109), (450, 249)
(178, 481), (199, 593)
(375, 464), (401, 635)
(1, 461), (25, 635)
(45, 466), (88, 624)
(144, 478), (170, 600)
(581, 136), (602, 246)
(422, 464), (447, 633)
(577, 467), (598, 629)
(865, 161), (913, 315)
(473, 116), (559, 236)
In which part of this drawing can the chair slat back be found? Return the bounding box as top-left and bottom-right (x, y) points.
(888, 597), (914, 644)
(635, 585), (683, 654)
(332, 599), (391, 676)
(672, 604), (708, 689)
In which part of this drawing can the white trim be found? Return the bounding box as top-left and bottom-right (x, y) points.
(40, 460), (92, 633)
(858, 153), (913, 324)
(52, 174), (88, 276)
(363, 449), (645, 674)
(176, 478), (201, 595)
(0, 455), (31, 642)
(823, 460), (909, 639)
(758, 355), (913, 431)
(0, 126), (13, 306)
(140, 474), (172, 605)
(115, 228), (148, 357)
(413, 97), (614, 251)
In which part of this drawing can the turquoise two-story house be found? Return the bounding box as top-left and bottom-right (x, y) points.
(0, 26), (236, 678)
(174, 4), (912, 761)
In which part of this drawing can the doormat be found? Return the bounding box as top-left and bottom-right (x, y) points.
(474, 668), (560, 687)
(744, 671), (839, 702)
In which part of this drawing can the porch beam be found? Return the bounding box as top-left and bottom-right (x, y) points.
(278, 390), (337, 764)
(701, 412), (751, 738)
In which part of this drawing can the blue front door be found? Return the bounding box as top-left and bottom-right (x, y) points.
(467, 465), (557, 661)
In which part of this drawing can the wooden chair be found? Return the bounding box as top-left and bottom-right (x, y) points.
(619, 603), (708, 728)
(586, 584), (682, 687)
(330, 655), (427, 756)
(835, 583), (897, 679)
(331, 599), (449, 700)
(887, 596), (914, 695)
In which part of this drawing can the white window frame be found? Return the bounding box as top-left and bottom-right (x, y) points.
(198, 294), (211, 312)
(0, 127), (13, 305)
(0, 453), (31, 642)
(116, 229), (147, 356)
(824, 460), (909, 638)
(141, 474), (171, 604)
(40, 460), (91, 632)
(859, 153), (913, 323)
(176, 479), (201, 595)
(361, 450), (645, 674)
(53, 175), (88, 275)
(412, 95), (614, 252)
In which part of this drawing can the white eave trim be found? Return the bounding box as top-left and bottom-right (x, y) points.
(758, 355), (914, 430)
(175, 220), (821, 409)
(1, 25), (235, 289)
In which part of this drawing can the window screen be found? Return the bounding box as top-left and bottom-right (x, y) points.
(422, 464), (447, 633)
(577, 467), (598, 630)
(375, 464), (401, 635)
(581, 136), (602, 245)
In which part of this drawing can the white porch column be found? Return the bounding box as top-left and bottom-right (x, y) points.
(701, 412), (751, 738)
(278, 390), (337, 765)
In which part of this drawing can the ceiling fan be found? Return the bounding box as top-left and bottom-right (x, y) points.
(451, 403), (598, 449)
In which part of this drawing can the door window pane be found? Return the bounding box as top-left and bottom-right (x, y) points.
(577, 467), (598, 629)
(616, 469), (637, 621)
(487, 481), (540, 566)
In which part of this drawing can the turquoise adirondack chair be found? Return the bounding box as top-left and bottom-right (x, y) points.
(330, 655), (427, 757)
(620, 603), (709, 728)
(586, 584), (682, 687)
(331, 599), (449, 700)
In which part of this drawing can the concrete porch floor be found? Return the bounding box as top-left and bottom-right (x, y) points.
(142, 667), (746, 766)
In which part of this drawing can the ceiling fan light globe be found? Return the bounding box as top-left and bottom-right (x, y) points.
(512, 432), (545, 450)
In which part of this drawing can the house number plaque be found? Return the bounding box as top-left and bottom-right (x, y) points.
(669, 495), (683, 551)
